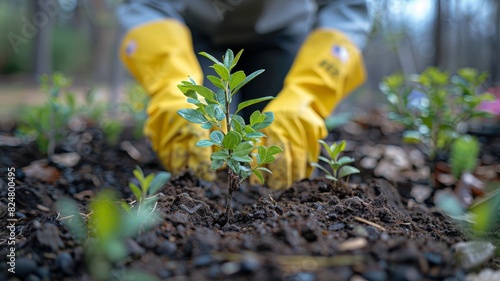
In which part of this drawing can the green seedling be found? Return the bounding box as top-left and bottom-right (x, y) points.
(177, 49), (282, 219)
(17, 72), (123, 153)
(121, 83), (149, 139)
(450, 134), (479, 179)
(311, 140), (360, 189)
(57, 189), (160, 281)
(126, 166), (171, 214)
(17, 72), (75, 155)
(380, 67), (494, 165)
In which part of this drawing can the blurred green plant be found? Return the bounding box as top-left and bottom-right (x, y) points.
(311, 140), (360, 189)
(120, 83), (149, 139)
(125, 166), (170, 214)
(58, 188), (160, 281)
(16, 72), (124, 152)
(17, 72), (75, 155)
(380, 67), (494, 164)
(177, 49), (282, 219)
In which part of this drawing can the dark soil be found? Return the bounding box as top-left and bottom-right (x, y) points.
(1, 112), (499, 281)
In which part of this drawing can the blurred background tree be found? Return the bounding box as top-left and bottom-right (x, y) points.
(0, 0), (498, 112)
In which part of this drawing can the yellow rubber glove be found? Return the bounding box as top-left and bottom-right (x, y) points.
(262, 29), (366, 189)
(120, 20), (214, 180)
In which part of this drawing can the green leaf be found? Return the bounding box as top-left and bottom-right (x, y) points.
(318, 156), (331, 165)
(211, 159), (225, 170)
(256, 166), (272, 174)
(213, 64), (230, 81)
(143, 174), (155, 194)
(206, 104), (226, 121)
(149, 171), (171, 195)
(245, 131), (265, 139)
(231, 154), (252, 162)
(227, 159), (240, 174)
(325, 175), (338, 181)
(224, 49), (234, 68)
(338, 165), (360, 179)
(402, 130), (424, 144)
(201, 122), (213, 129)
(129, 182), (143, 201)
(199, 51), (222, 65)
(222, 131), (242, 149)
(57, 199), (87, 242)
(311, 162), (333, 178)
(252, 112), (274, 130)
(229, 71), (246, 91)
(178, 108), (208, 124)
(233, 142), (254, 156)
(235, 97), (274, 115)
(211, 150), (230, 160)
(233, 69), (265, 94)
(210, 130), (224, 145)
(215, 89), (227, 108)
(249, 110), (265, 125)
(331, 140), (346, 160)
(133, 166), (144, 182)
(252, 169), (264, 183)
(207, 75), (224, 89)
(267, 145), (283, 156)
(338, 156), (355, 166)
(230, 50), (244, 70)
(179, 84), (216, 103)
(197, 139), (216, 147)
(231, 115), (245, 133)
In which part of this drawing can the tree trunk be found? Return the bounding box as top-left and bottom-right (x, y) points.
(34, 0), (54, 76)
(433, 0), (443, 67)
(492, 0), (500, 84)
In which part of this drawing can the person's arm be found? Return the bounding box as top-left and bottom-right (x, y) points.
(117, 0), (214, 180)
(315, 0), (372, 49)
(261, 0), (372, 189)
(117, 0), (186, 31)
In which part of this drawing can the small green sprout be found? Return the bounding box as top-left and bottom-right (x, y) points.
(311, 140), (360, 188)
(177, 49), (282, 219)
(127, 166), (171, 214)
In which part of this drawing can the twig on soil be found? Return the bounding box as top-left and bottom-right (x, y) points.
(180, 203), (202, 214)
(354, 216), (386, 232)
(268, 194), (277, 205)
(212, 251), (363, 270)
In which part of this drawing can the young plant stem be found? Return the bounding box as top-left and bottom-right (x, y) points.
(224, 82), (240, 219)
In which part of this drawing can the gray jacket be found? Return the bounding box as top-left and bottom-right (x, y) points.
(117, 0), (371, 48)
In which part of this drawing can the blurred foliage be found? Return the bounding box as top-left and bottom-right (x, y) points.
(380, 67), (494, 163)
(58, 188), (160, 281)
(120, 83), (149, 139)
(16, 72), (124, 153)
(450, 135), (479, 179)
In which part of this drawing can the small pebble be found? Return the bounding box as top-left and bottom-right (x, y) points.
(15, 258), (37, 278)
(55, 252), (74, 275)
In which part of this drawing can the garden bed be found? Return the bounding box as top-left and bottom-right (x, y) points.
(1, 110), (499, 281)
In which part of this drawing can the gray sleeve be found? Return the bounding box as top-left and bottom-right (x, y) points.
(116, 0), (186, 31)
(315, 0), (371, 49)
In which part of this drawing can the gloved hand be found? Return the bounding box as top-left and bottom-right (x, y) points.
(120, 20), (214, 180)
(262, 29), (366, 189)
